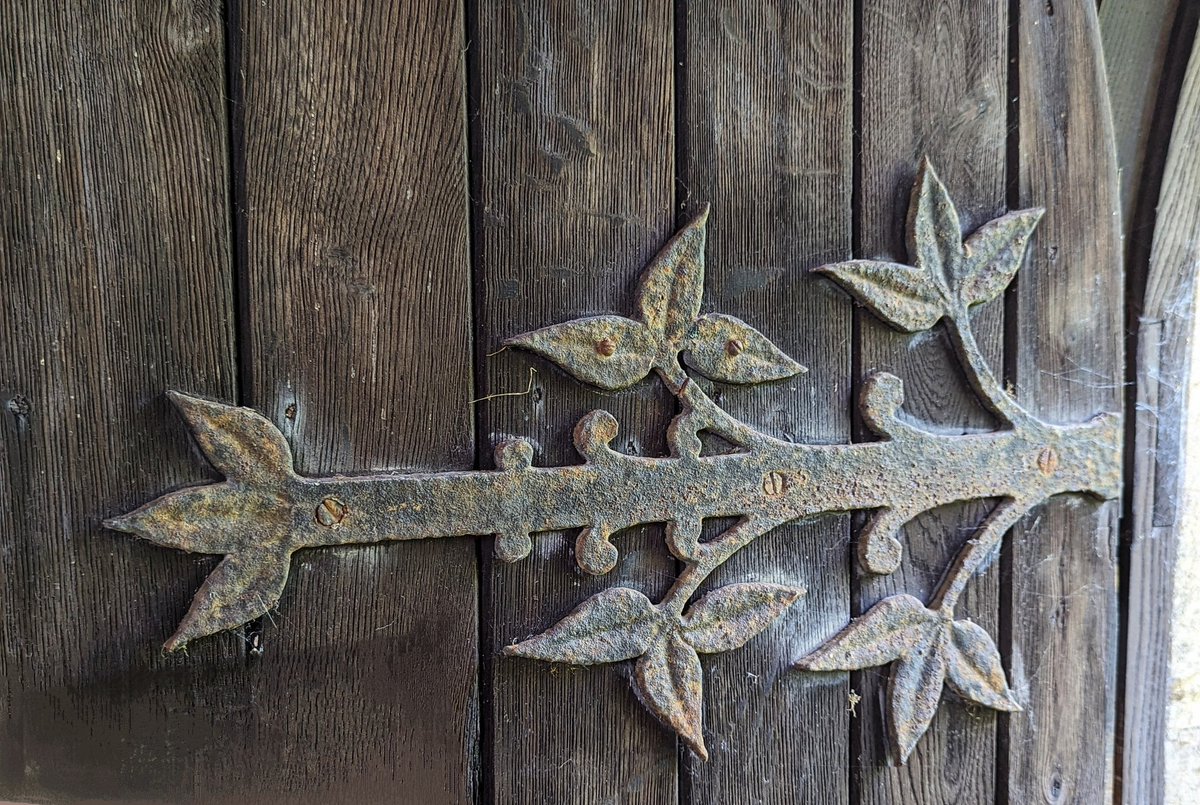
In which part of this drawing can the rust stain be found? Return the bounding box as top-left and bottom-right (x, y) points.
(106, 159), (1120, 765)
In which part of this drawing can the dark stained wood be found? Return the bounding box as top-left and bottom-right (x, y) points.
(473, 2), (678, 802)
(854, 1), (1009, 801)
(1119, 27), (1200, 805)
(678, 2), (853, 802)
(223, 3), (478, 802)
(0, 2), (1159, 801)
(0, 1), (240, 801)
(1006, 1), (1123, 802)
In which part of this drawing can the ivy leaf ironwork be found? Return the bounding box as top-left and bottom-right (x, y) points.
(796, 594), (934, 669)
(908, 155), (964, 292)
(504, 587), (665, 664)
(635, 632), (707, 759)
(637, 204), (709, 344)
(104, 392), (301, 650)
(680, 582), (804, 653)
(506, 205), (804, 389)
(106, 158), (1121, 766)
(816, 260), (949, 333)
(943, 619), (1022, 712)
(795, 593), (1020, 764)
(958, 208), (1045, 307)
(503, 314), (658, 391)
(817, 157), (1045, 336)
(682, 313), (806, 385)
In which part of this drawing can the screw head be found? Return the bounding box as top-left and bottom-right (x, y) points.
(1037, 447), (1059, 476)
(315, 497), (348, 527)
(726, 339), (744, 357)
(762, 471), (789, 497)
(596, 337), (617, 357)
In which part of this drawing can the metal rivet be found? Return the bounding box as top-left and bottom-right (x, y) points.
(315, 497), (347, 527)
(762, 471), (788, 497)
(596, 337), (617, 357)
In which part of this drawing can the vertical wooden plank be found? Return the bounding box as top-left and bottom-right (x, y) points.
(0, 1), (239, 801)
(855, 1), (1009, 801)
(1008, 0), (1123, 802)
(679, 3), (853, 802)
(1099, 0), (1181, 232)
(1122, 27), (1200, 802)
(223, 3), (478, 801)
(474, 2), (677, 801)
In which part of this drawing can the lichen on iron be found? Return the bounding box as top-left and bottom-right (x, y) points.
(106, 159), (1121, 765)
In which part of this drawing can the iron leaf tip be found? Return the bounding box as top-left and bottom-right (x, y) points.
(102, 514), (134, 533)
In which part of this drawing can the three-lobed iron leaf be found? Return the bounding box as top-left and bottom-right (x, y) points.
(104, 392), (302, 651)
(506, 206), (804, 388)
(795, 592), (1020, 764)
(817, 158), (1044, 332)
(504, 581), (804, 759)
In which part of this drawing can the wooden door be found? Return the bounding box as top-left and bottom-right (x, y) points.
(0, 1), (1136, 803)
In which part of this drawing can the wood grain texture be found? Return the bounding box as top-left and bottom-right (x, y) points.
(473, 2), (678, 802)
(1007, 1), (1123, 802)
(855, 1), (1009, 801)
(1099, 0), (1181, 234)
(1120, 27), (1200, 805)
(678, 3), (853, 802)
(0, 1), (239, 801)
(225, 3), (478, 802)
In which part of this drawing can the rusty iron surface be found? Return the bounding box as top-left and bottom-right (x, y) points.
(105, 159), (1121, 764)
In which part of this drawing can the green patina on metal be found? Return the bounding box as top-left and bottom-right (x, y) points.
(105, 159), (1121, 765)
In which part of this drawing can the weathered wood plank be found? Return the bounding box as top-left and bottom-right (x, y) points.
(1099, 0), (1181, 234)
(473, 2), (678, 801)
(0, 1), (239, 801)
(223, 3), (478, 801)
(854, 1), (1009, 800)
(1120, 26), (1200, 805)
(1007, 1), (1123, 802)
(678, 2), (853, 802)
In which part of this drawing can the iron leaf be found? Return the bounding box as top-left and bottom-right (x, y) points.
(682, 314), (806, 385)
(164, 548), (293, 652)
(104, 483), (293, 555)
(815, 260), (948, 333)
(636, 205), (710, 344)
(504, 587), (664, 665)
(795, 593), (938, 671)
(680, 582), (805, 653)
(505, 315), (658, 390)
(888, 626), (950, 764)
(907, 157), (963, 291)
(958, 208), (1045, 308)
(945, 619), (1021, 712)
(167, 391), (296, 484)
(634, 632), (707, 760)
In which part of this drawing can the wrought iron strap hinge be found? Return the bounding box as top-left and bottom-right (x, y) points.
(105, 159), (1121, 765)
